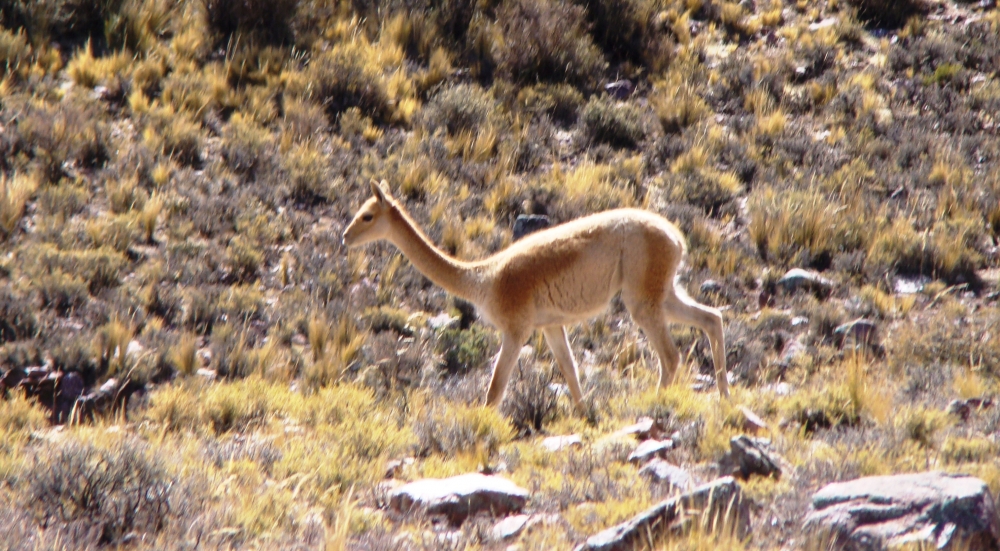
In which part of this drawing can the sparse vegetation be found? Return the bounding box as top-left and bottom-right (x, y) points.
(2, 0), (1000, 548)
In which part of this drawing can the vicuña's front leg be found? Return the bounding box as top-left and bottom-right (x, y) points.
(541, 326), (584, 407)
(485, 332), (528, 407)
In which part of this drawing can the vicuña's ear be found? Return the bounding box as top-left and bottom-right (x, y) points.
(370, 179), (387, 203)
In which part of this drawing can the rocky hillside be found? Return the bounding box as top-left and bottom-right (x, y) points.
(0, 0), (999, 548)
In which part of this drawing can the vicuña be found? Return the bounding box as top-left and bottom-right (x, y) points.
(344, 181), (729, 407)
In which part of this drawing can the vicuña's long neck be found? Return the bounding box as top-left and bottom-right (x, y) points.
(386, 205), (481, 301)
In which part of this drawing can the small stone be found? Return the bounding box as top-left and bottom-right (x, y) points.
(389, 473), (529, 525)
(428, 312), (458, 330)
(834, 318), (878, 345)
(613, 417), (665, 440)
(947, 397), (994, 422)
(700, 279), (723, 295)
(720, 435), (782, 480)
(738, 406), (769, 435)
(627, 439), (673, 464)
(638, 459), (694, 492)
(541, 434), (583, 452)
(385, 457), (415, 479)
(778, 268), (833, 296)
(604, 79), (634, 100)
(512, 215), (551, 241)
(492, 514), (531, 540)
(196, 368), (217, 380)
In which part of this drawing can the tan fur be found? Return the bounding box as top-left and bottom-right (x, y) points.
(344, 181), (730, 407)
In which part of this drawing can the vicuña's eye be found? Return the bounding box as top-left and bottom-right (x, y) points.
(362, 214), (374, 222)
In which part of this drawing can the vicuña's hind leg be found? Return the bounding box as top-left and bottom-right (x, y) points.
(663, 291), (730, 398)
(485, 332), (528, 407)
(541, 326), (584, 407)
(626, 300), (682, 388)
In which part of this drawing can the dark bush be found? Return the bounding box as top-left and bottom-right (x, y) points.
(493, 0), (606, 89)
(0, 284), (36, 343)
(24, 439), (174, 546)
(204, 0), (298, 45)
(502, 364), (558, 436)
(845, 0), (929, 28)
(581, 96), (644, 148)
(15, 95), (110, 183)
(0, 0), (111, 45)
(574, 0), (672, 71)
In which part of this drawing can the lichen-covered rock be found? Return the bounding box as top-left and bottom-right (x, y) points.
(577, 477), (749, 551)
(803, 471), (1000, 550)
(389, 473), (529, 525)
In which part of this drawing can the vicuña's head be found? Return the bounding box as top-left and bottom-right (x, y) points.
(343, 180), (397, 248)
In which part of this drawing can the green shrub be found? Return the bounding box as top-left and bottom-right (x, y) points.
(0, 28), (30, 75)
(494, 0), (606, 89)
(225, 235), (263, 283)
(15, 95), (110, 183)
(419, 83), (495, 135)
(0, 285), (35, 344)
(517, 83), (585, 125)
(281, 141), (332, 203)
(221, 114), (273, 178)
(301, 41), (392, 124)
(414, 400), (514, 457)
(24, 439), (174, 546)
(581, 97), (644, 148)
(34, 270), (90, 314)
(436, 324), (498, 375)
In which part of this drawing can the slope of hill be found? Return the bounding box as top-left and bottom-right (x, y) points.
(0, 0), (999, 548)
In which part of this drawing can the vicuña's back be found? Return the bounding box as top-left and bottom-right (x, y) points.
(344, 181), (729, 408)
(477, 209), (687, 330)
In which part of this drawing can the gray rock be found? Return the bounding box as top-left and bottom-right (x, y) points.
(803, 471), (1000, 551)
(576, 477), (750, 551)
(512, 215), (551, 241)
(389, 473), (529, 525)
(541, 434), (583, 452)
(638, 459), (694, 492)
(719, 435), (781, 480)
(947, 397), (994, 422)
(778, 268), (833, 295)
(605, 79), (634, 100)
(628, 439), (673, 464)
(834, 318), (879, 345)
(613, 417), (665, 440)
(700, 279), (723, 295)
(492, 514), (531, 540)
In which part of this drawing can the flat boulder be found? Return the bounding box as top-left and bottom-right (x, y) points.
(627, 439), (673, 464)
(576, 477), (749, 551)
(389, 473), (529, 525)
(803, 471), (1000, 550)
(638, 459), (694, 492)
